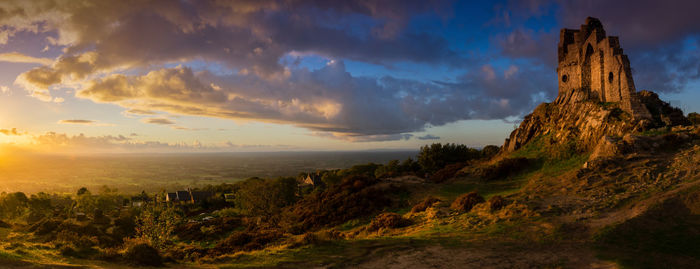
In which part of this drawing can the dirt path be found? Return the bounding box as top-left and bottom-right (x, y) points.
(349, 243), (617, 269)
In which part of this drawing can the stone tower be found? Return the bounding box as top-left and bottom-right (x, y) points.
(556, 17), (650, 119)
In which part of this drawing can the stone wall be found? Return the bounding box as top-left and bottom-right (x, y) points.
(556, 17), (650, 120)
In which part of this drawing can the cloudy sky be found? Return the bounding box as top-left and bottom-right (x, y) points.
(0, 0), (699, 153)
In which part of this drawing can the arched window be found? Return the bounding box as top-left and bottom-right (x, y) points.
(608, 72), (614, 83)
(562, 74), (568, 83)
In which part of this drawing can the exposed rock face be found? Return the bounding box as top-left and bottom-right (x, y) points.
(638, 90), (692, 127)
(504, 88), (642, 153)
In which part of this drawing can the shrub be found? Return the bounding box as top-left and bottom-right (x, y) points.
(282, 175), (401, 232)
(289, 233), (320, 248)
(474, 157), (530, 181)
(481, 145), (501, 159)
(135, 203), (181, 249)
(163, 244), (206, 262)
(488, 195), (507, 212)
(366, 213), (411, 231)
(30, 219), (61, 235)
(689, 112), (700, 125)
(410, 196), (441, 214)
(450, 192), (485, 213)
(233, 177), (298, 217)
(0, 219), (10, 228)
(112, 214), (136, 240)
(123, 240), (163, 267)
(59, 246), (79, 257)
(429, 163), (467, 183)
(212, 229), (281, 255)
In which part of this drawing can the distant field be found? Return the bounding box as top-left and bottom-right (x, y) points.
(0, 151), (417, 194)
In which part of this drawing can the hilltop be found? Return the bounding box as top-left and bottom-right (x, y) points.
(0, 17), (699, 269)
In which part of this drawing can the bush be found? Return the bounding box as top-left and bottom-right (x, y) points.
(289, 233), (320, 248)
(450, 192), (485, 213)
(474, 157), (530, 181)
(233, 177), (298, 217)
(282, 176), (401, 232)
(123, 241), (163, 267)
(135, 203), (181, 249)
(410, 196), (441, 213)
(30, 218), (61, 235)
(689, 112), (700, 125)
(488, 195), (507, 212)
(366, 213), (410, 231)
(481, 145), (501, 159)
(429, 163), (467, 183)
(212, 229), (281, 255)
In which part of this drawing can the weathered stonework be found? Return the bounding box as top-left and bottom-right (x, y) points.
(555, 17), (651, 120)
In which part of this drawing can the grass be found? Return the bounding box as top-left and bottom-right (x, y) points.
(593, 191), (700, 269)
(637, 127), (671, 136)
(434, 177), (526, 201)
(217, 237), (436, 269)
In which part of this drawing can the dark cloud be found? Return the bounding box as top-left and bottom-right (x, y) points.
(75, 61), (552, 141)
(418, 134), (440, 140)
(6, 0), (462, 99)
(494, 28), (557, 67)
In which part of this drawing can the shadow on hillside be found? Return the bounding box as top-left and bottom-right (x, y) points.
(594, 191), (700, 268)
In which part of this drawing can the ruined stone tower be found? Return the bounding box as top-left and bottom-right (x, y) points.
(556, 17), (651, 119)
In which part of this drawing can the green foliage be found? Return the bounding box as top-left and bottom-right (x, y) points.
(135, 203), (181, 249)
(688, 112), (700, 125)
(0, 192), (29, 219)
(638, 127), (671, 136)
(77, 187), (90, 196)
(474, 157), (531, 181)
(450, 191), (485, 212)
(338, 163), (382, 178)
(123, 239), (163, 266)
(320, 170), (343, 186)
(480, 145), (500, 159)
(374, 160), (400, 178)
(418, 143), (481, 173)
(233, 177), (298, 217)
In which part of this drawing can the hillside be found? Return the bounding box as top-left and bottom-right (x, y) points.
(0, 17), (699, 269)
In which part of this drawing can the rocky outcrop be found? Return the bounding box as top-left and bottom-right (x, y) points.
(503, 88), (644, 153)
(503, 17), (691, 156)
(638, 90), (692, 127)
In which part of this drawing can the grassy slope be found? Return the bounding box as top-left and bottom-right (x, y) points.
(211, 138), (595, 268)
(2, 132), (697, 268)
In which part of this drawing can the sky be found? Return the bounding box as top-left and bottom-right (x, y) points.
(0, 0), (699, 154)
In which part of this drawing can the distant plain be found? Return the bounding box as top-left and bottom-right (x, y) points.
(0, 151), (417, 194)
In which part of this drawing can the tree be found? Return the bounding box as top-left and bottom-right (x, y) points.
(0, 192), (29, 219)
(481, 145), (501, 159)
(234, 177), (298, 217)
(77, 187), (90, 196)
(27, 192), (53, 222)
(135, 203), (181, 249)
(418, 143), (481, 173)
(374, 160), (400, 178)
